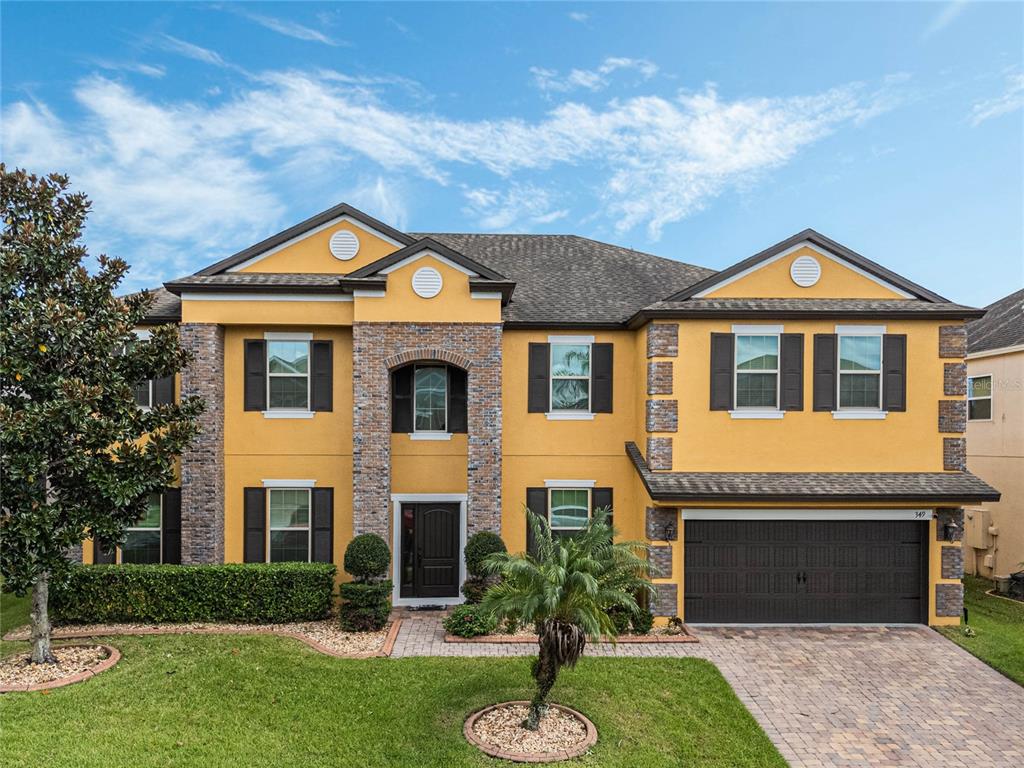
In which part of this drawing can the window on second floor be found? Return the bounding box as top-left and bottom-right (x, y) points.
(121, 492), (162, 564)
(967, 375), (992, 421)
(735, 335), (779, 409)
(267, 340), (309, 410)
(414, 365), (447, 432)
(838, 334), (882, 410)
(550, 343), (590, 412)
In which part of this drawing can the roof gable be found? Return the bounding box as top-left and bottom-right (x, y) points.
(967, 287), (1024, 354)
(347, 237), (509, 281)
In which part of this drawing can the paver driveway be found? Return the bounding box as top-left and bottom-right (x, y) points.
(393, 616), (1024, 767)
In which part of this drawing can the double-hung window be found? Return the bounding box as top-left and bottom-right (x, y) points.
(267, 340), (310, 410)
(967, 375), (992, 421)
(122, 492), (162, 564)
(414, 365), (447, 432)
(735, 335), (779, 409)
(838, 334), (882, 409)
(549, 488), (590, 532)
(550, 343), (591, 412)
(269, 488), (311, 562)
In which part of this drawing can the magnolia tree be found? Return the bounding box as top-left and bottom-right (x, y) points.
(0, 166), (202, 663)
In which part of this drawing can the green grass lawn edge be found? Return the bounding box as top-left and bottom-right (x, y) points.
(937, 575), (1024, 686)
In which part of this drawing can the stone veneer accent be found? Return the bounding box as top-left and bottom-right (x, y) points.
(645, 507), (678, 541)
(938, 325), (967, 358)
(646, 437), (673, 470)
(650, 544), (673, 579)
(935, 508), (964, 542)
(653, 583), (679, 616)
(938, 400), (966, 434)
(935, 583), (964, 618)
(647, 361), (673, 395)
(943, 362), (967, 396)
(352, 323), (502, 540)
(943, 437), (966, 471)
(646, 399), (678, 432)
(941, 546), (964, 580)
(179, 323), (225, 564)
(647, 323), (679, 358)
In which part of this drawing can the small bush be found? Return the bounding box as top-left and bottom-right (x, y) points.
(630, 609), (654, 635)
(51, 563), (335, 624)
(464, 532), (506, 577)
(344, 534), (391, 582)
(460, 575), (499, 604)
(443, 604), (498, 638)
(338, 581), (392, 632)
(607, 606), (632, 635)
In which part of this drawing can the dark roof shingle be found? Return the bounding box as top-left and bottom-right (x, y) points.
(967, 288), (1024, 354)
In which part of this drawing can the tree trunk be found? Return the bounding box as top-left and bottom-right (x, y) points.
(524, 634), (559, 730)
(30, 572), (56, 664)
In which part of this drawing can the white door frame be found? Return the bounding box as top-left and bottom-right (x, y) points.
(390, 493), (467, 607)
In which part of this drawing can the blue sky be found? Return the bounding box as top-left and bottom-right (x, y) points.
(2, 2), (1021, 306)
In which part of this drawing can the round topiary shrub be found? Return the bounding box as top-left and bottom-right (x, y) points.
(443, 604), (498, 638)
(344, 533), (391, 582)
(464, 531), (506, 577)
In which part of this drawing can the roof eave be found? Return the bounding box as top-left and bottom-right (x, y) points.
(164, 282), (345, 296)
(627, 305), (986, 328)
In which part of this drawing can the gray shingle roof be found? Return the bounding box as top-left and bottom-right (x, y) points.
(133, 287), (181, 323)
(626, 443), (1000, 502)
(967, 288), (1024, 354)
(637, 298), (985, 322)
(167, 273), (347, 288)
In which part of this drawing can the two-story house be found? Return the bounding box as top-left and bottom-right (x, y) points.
(90, 202), (999, 626)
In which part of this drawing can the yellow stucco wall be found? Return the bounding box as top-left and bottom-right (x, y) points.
(182, 298), (354, 326)
(237, 219), (400, 275)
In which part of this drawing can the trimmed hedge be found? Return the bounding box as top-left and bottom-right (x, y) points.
(344, 533), (391, 581)
(338, 582), (392, 631)
(51, 563), (336, 624)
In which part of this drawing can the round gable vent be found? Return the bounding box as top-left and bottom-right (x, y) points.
(790, 255), (821, 287)
(329, 230), (360, 261)
(412, 267), (443, 298)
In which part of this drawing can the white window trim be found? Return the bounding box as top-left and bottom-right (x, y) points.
(390, 493), (468, 607)
(549, 340), (593, 415)
(967, 374), (993, 422)
(413, 364), (449, 434)
(836, 333), (883, 411)
(265, 335), (312, 414)
(545, 411), (595, 421)
(262, 479), (316, 488)
(267, 487), (312, 564)
(734, 332), (781, 411)
(120, 493), (162, 565)
(548, 487), (592, 531)
(831, 410), (888, 420)
(409, 432), (454, 441)
(132, 330), (154, 411)
(544, 479), (597, 488)
(136, 379), (154, 411)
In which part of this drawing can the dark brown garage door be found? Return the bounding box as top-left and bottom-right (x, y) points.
(684, 519), (928, 624)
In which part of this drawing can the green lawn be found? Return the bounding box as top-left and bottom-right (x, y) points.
(938, 576), (1024, 685)
(0, 623), (785, 768)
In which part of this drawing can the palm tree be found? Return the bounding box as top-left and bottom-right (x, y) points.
(479, 507), (653, 730)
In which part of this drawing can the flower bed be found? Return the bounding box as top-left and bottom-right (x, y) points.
(0, 644), (121, 693)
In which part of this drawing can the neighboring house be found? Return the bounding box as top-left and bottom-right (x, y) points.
(963, 288), (1024, 578)
(88, 202), (999, 626)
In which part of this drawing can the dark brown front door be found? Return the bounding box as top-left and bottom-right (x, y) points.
(399, 503), (460, 599)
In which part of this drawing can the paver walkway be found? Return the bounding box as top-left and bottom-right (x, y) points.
(393, 614), (1024, 767)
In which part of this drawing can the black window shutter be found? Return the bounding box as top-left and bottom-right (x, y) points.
(527, 343), (550, 413)
(243, 487), (266, 563)
(812, 334), (838, 411)
(151, 375), (174, 406)
(592, 487), (613, 538)
(310, 340), (333, 412)
(709, 333), (735, 411)
(447, 367), (468, 433)
(882, 334), (907, 412)
(591, 343), (613, 413)
(93, 540), (116, 564)
(161, 487), (182, 564)
(311, 488), (333, 563)
(779, 334), (804, 411)
(244, 340), (267, 412)
(391, 366), (414, 433)
(525, 487), (548, 556)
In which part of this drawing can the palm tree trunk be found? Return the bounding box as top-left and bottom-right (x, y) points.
(525, 634), (559, 730)
(30, 572), (56, 664)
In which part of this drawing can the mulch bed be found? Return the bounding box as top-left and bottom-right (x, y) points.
(446, 626), (697, 644)
(0, 644), (121, 693)
(3, 620), (402, 659)
(465, 701), (597, 763)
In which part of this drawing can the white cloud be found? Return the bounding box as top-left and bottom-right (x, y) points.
(1, 68), (903, 287)
(347, 176), (409, 230)
(531, 57), (659, 94)
(92, 60), (166, 78)
(970, 72), (1024, 126)
(240, 11), (345, 46)
(160, 35), (226, 67)
(568, 12), (589, 23)
(922, 1), (968, 40)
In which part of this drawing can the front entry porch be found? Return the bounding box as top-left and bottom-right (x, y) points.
(391, 494), (467, 606)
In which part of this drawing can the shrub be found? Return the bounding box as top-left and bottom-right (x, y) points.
(630, 608), (654, 635)
(464, 532), (507, 577)
(50, 563), (335, 624)
(338, 581), (392, 632)
(443, 604), (497, 638)
(460, 575), (498, 604)
(607, 606), (632, 635)
(344, 534), (391, 582)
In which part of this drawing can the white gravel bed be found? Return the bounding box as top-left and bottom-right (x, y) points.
(0, 645), (109, 687)
(472, 703), (588, 755)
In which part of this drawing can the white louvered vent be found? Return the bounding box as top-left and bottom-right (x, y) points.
(790, 255), (822, 287)
(412, 267), (443, 298)
(329, 230), (360, 261)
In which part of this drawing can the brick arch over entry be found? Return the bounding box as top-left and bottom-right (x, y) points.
(352, 322), (502, 541)
(384, 348), (473, 371)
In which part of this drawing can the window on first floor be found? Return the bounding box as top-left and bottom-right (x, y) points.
(838, 334), (882, 409)
(269, 488), (311, 562)
(121, 492), (162, 564)
(550, 343), (591, 411)
(267, 339), (309, 410)
(549, 488), (591, 531)
(967, 375), (992, 420)
(735, 334), (779, 408)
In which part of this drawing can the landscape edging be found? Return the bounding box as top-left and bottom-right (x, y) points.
(464, 700), (598, 763)
(0, 643), (121, 693)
